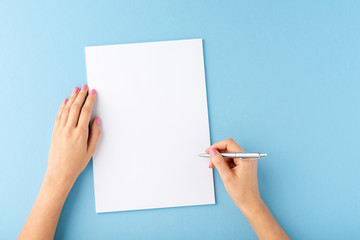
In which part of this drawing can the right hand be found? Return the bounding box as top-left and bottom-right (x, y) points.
(206, 138), (261, 211)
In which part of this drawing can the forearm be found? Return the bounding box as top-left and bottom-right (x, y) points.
(240, 199), (290, 240)
(18, 172), (74, 240)
(19, 85), (100, 239)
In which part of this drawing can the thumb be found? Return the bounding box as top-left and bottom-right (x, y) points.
(209, 148), (233, 181)
(88, 117), (101, 156)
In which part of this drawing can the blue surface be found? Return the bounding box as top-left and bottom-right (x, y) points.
(0, 0), (359, 239)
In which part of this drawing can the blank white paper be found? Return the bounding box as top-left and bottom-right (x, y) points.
(85, 39), (214, 213)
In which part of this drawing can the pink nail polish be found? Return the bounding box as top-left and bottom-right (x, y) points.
(73, 87), (79, 94)
(82, 84), (87, 90)
(208, 161), (212, 168)
(63, 98), (68, 104)
(209, 148), (217, 157)
(96, 117), (101, 125)
(89, 89), (96, 95)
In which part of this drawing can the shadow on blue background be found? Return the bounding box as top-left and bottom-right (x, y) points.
(0, 0), (359, 239)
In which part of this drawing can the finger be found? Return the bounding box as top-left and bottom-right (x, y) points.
(209, 148), (233, 181)
(233, 158), (258, 171)
(206, 148), (215, 168)
(78, 89), (96, 129)
(54, 98), (67, 130)
(88, 117), (101, 156)
(209, 158), (233, 169)
(234, 158), (258, 166)
(205, 146), (234, 168)
(209, 160), (215, 168)
(209, 138), (245, 153)
(60, 86), (80, 126)
(212, 139), (255, 167)
(234, 158), (242, 166)
(67, 84), (88, 127)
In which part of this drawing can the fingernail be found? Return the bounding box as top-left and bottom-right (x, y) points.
(208, 161), (212, 168)
(73, 87), (79, 93)
(205, 147), (210, 152)
(82, 84), (87, 90)
(63, 98), (68, 104)
(89, 89), (96, 95)
(209, 148), (217, 157)
(96, 117), (101, 125)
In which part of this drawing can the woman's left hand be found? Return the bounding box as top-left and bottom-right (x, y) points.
(47, 84), (101, 185)
(19, 85), (101, 240)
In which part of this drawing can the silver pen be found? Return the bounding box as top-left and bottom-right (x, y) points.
(198, 152), (267, 159)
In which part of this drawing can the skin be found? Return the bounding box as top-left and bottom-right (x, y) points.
(18, 85), (101, 240)
(19, 86), (289, 240)
(207, 139), (290, 240)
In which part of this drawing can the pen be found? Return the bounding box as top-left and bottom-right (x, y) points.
(198, 152), (267, 159)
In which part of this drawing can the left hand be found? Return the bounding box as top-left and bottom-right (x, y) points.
(46, 84), (101, 184)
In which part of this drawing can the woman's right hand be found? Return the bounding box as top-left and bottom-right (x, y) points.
(206, 138), (261, 211)
(207, 138), (290, 240)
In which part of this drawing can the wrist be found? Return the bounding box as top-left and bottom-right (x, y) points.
(43, 170), (76, 195)
(45, 164), (79, 185)
(236, 194), (263, 213)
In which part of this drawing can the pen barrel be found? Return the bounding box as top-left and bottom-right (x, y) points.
(220, 153), (264, 158)
(234, 152), (261, 158)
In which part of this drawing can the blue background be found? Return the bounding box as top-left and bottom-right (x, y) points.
(0, 0), (359, 239)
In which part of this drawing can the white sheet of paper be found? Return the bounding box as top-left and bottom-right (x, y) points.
(85, 39), (214, 213)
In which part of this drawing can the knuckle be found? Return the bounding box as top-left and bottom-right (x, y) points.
(81, 106), (91, 114)
(79, 124), (90, 132)
(78, 91), (87, 99)
(74, 129), (87, 140)
(63, 106), (70, 113)
(226, 138), (235, 143)
(71, 102), (81, 110)
(63, 127), (72, 137)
